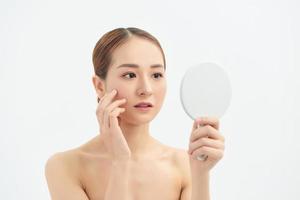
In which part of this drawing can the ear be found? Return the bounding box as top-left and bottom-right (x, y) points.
(92, 75), (106, 99)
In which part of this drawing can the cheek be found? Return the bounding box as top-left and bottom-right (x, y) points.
(153, 84), (166, 107)
(113, 85), (128, 100)
(158, 82), (167, 98)
(106, 77), (126, 99)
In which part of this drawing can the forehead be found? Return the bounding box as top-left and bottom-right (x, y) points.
(110, 37), (164, 69)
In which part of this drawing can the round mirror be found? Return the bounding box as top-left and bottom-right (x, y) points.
(180, 61), (232, 160)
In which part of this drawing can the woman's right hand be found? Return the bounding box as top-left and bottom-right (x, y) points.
(96, 89), (131, 161)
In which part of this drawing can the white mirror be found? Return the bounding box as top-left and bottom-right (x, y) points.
(180, 62), (232, 160)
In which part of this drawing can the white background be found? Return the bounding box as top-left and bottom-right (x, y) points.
(1, 0), (299, 199)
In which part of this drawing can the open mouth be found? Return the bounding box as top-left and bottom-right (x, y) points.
(134, 105), (152, 108)
(134, 104), (153, 111)
(134, 102), (153, 108)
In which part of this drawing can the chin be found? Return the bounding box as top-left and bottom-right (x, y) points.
(120, 112), (157, 126)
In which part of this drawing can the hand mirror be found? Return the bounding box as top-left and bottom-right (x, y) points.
(180, 62), (232, 160)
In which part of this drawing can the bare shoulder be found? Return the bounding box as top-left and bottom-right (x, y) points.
(44, 136), (97, 176)
(45, 148), (82, 185)
(158, 144), (191, 175)
(167, 147), (192, 199)
(45, 148), (81, 175)
(164, 146), (192, 187)
(169, 147), (191, 172)
(44, 148), (89, 199)
(172, 147), (190, 163)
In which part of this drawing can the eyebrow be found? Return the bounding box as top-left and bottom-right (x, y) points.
(117, 63), (164, 69)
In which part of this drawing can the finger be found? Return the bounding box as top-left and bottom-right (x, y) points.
(109, 107), (126, 129)
(96, 91), (115, 126)
(101, 89), (118, 108)
(191, 118), (201, 132)
(104, 99), (127, 129)
(190, 125), (218, 142)
(99, 89), (118, 129)
(207, 127), (225, 142)
(197, 116), (220, 130)
(188, 137), (224, 155)
(197, 125), (225, 142)
(98, 96), (105, 106)
(106, 98), (127, 111)
(99, 94), (106, 104)
(189, 126), (208, 142)
(191, 146), (224, 160)
(98, 89), (111, 106)
(96, 94), (107, 124)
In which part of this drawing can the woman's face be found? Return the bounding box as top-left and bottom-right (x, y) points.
(99, 36), (167, 125)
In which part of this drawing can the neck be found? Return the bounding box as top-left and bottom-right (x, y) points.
(119, 121), (152, 155)
(98, 119), (159, 159)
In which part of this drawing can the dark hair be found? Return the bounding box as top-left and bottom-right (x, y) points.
(92, 27), (166, 103)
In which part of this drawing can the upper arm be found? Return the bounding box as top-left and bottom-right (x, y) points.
(174, 149), (192, 200)
(45, 152), (89, 200)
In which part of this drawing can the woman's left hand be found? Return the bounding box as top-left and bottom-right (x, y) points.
(187, 117), (225, 173)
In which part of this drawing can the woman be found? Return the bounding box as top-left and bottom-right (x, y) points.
(45, 27), (225, 200)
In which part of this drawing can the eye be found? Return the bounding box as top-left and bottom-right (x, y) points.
(121, 72), (164, 79)
(122, 72), (136, 79)
(152, 73), (164, 79)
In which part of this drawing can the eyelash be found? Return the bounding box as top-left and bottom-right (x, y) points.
(122, 72), (164, 79)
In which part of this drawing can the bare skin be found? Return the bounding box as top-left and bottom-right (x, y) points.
(45, 135), (191, 200)
(45, 36), (225, 200)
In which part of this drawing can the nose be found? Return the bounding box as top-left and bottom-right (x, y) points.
(137, 76), (153, 96)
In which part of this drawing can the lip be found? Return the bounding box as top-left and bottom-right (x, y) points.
(134, 102), (153, 107)
(134, 106), (152, 111)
